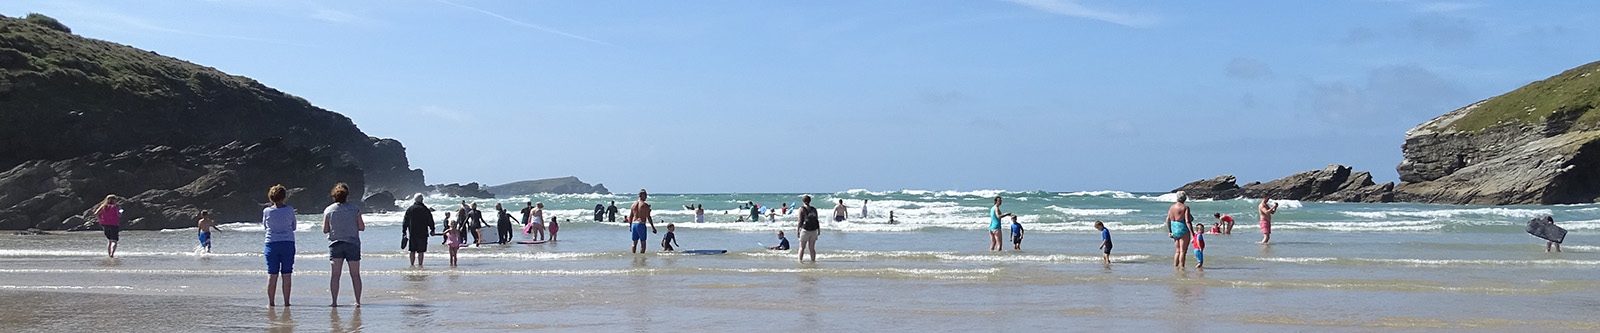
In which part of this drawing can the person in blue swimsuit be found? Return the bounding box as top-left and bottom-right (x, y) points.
(196, 210), (220, 253)
(989, 196), (1017, 252)
(1166, 191), (1194, 268)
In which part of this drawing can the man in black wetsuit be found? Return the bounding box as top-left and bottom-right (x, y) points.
(606, 201), (618, 223)
(469, 203), (485, 244)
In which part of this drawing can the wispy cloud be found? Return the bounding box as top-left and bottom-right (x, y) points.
(1003, 0), (1158, 28)
(433, 0), (617, 47)
(309, 8), (381, 27)
(1413, 2), (1484, 13)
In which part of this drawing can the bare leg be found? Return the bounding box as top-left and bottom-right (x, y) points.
(349, 260), (362, 307)
(329, 259), (344, 307)
(408, 252), (416, 266)
(1179, 237), (1190, 268)
(107, 241), (117, 258)
(282, 274), (292, 306)
(417, 253), (424, 267)
(808, 239), (817, 262)
(267, 274), (279, 307)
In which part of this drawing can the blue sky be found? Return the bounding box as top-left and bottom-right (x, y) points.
(3, 1), (1598, 193)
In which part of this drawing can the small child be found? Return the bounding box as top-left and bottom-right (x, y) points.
(1095, 221), (1112, 265)
(1193, 223), (1207, 269)
(661, 224), (679, 252)
(196, 210), (220, 253)
(1010, 215), (1024, 250)
(769, 230), (790, 250)
(445, 223), (462, 268)
(548, 216), (560, 242)
(440, 212), (453, 245)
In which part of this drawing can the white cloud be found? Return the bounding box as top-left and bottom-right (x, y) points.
(1003, 0), (1158, 28)
(309, 8), (381, 27)
(434, 0), (617, 47)
(1413, 2), (1484, 13)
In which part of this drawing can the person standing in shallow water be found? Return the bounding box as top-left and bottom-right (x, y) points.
(1259, 195), (1279, 244)
(323, 183), (366, 307)
(402, 193), (434, 267)
(626, 189), (658, 253)
(92, 195), (121, 258)
(607, 201), (619, 223)
(261, 185), (297, 307)
(988, 196), (1017, 252)
(1168, 191), (1195, 268)
(797, 195), (822, 263)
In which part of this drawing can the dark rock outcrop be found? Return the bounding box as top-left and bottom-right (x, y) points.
(0, 140), (364, 230)
(1395, 61), (1600, 205)
(486, 177), (610, 196)
(1240, 165), (1394, 203)
(432, 183), (494, 198)
(362, 191), (400, 213)
(0, 14), (424, 195)
(1171, 175), (1242, 200)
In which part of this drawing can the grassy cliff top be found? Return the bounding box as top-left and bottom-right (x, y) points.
(1449, 60), (1600, 132)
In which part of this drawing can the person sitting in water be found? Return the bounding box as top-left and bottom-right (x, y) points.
(1214, 213), (1234, 235)
(769, 230), (790, 250)
(661, 224), (679, 252)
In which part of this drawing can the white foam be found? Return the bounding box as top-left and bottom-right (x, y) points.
(1338, 208), (1551, 220)
(1045, 205), (1138, 216)
(1250, 256), (1600, 267)
(1059, 190), (1137, 199)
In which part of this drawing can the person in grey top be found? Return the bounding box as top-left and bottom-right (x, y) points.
(322, 183), (366, 307)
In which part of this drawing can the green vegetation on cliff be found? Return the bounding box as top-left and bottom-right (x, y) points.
(1450, 60), (1600, 132)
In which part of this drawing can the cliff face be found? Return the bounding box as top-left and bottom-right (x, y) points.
(1395, 61), (1600, 205)
(486, 177), (610, 197)
(0, 14), (424, 194)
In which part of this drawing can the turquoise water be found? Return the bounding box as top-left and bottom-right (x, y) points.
(2, 190), (1598, 331)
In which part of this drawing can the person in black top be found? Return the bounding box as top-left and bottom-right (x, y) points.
(606, 201), (618, 222)
(469, 203), (485, 244)
(402, 194), (435, 267)
(797, 195), (821, 263)
(496, 203), (519, 244)
(768, 230), (790, 251)
(593, 204), (605, 221)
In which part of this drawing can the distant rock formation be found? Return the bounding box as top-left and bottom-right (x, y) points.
(0, 14), (425, 196)
(432, 183), (495, 198)
(1394, 60), (1600, 205)
(1171, 175), (1242, 200)
(362, 191), (400, 213)
(486, 177), (610, 196)
(0, 140), (364, 230)
(1240, 165), (1394, 203)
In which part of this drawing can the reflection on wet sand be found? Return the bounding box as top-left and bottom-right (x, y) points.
(329, 307), (362, 332)
(266, 306), (294, 333)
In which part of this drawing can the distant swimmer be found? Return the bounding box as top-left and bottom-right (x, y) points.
(861, 199), (869, 217)
(768, 231), (790, 250)
(626, 189), (659, 253)
(1258, 195), (1279, 244)
(196, 210), (221, 253)
(781, 202), (790, 215)
(750, 202), (761, 222)
(1168, 191), (1194, 268)
(695, 204), (705, 223)
(1214, 213), (1234, 235)
(796, 195), (821, 263)
(767, 208), (777, 223)
(989, 196), (1018, 252)
(833, 199), (849, 222)
(889, 211), (897, 224)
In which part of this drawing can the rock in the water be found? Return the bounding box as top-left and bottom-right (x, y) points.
(431, 183), (495, 198)
(0, 140), (364, 230)
(1171, 175), (1242, 200)
(0, 15), (423, 195)
(362, 191), (400, 213)
(1240, 165), (1393, 203)
(486, 177), (610, 196)
(1395, 61), (1600, 205)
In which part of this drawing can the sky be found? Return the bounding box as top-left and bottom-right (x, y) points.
(3, 0), (1598, 193)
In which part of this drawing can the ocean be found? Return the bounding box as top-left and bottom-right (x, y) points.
(3, 190), (1598, 331)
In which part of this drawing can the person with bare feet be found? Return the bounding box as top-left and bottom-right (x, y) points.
(1167, 191), (1194, 268)
(797, 195), (822, 263)
(262, 185), (297, 307)
(627, 189), (659, 253)
(93, 195), (122, 258)
(403, 194), (435, 267)
(989, 196), (1018, 251)
(1259, 195), (1279, 244)
(323, 183), (366, 307)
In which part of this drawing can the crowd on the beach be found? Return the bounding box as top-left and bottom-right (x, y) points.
(77, 186), (1570, 307)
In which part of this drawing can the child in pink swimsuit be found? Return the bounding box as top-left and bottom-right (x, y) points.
(446, 224), (462, 268)
(547, 217), (560, 241)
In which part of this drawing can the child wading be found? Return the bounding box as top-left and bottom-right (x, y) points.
(1095, 221), (1112, 265)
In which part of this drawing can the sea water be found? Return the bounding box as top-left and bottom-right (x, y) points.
(2, 190), (1597, 331)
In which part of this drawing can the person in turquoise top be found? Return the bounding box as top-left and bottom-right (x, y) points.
(989, 196), (1017, 251)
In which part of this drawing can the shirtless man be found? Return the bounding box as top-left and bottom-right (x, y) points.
(832, 199), (849, 222)
(1167, 191), (1194, 268)
(626, 189), (659, 253)
(1259, 195), (1279, 244)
